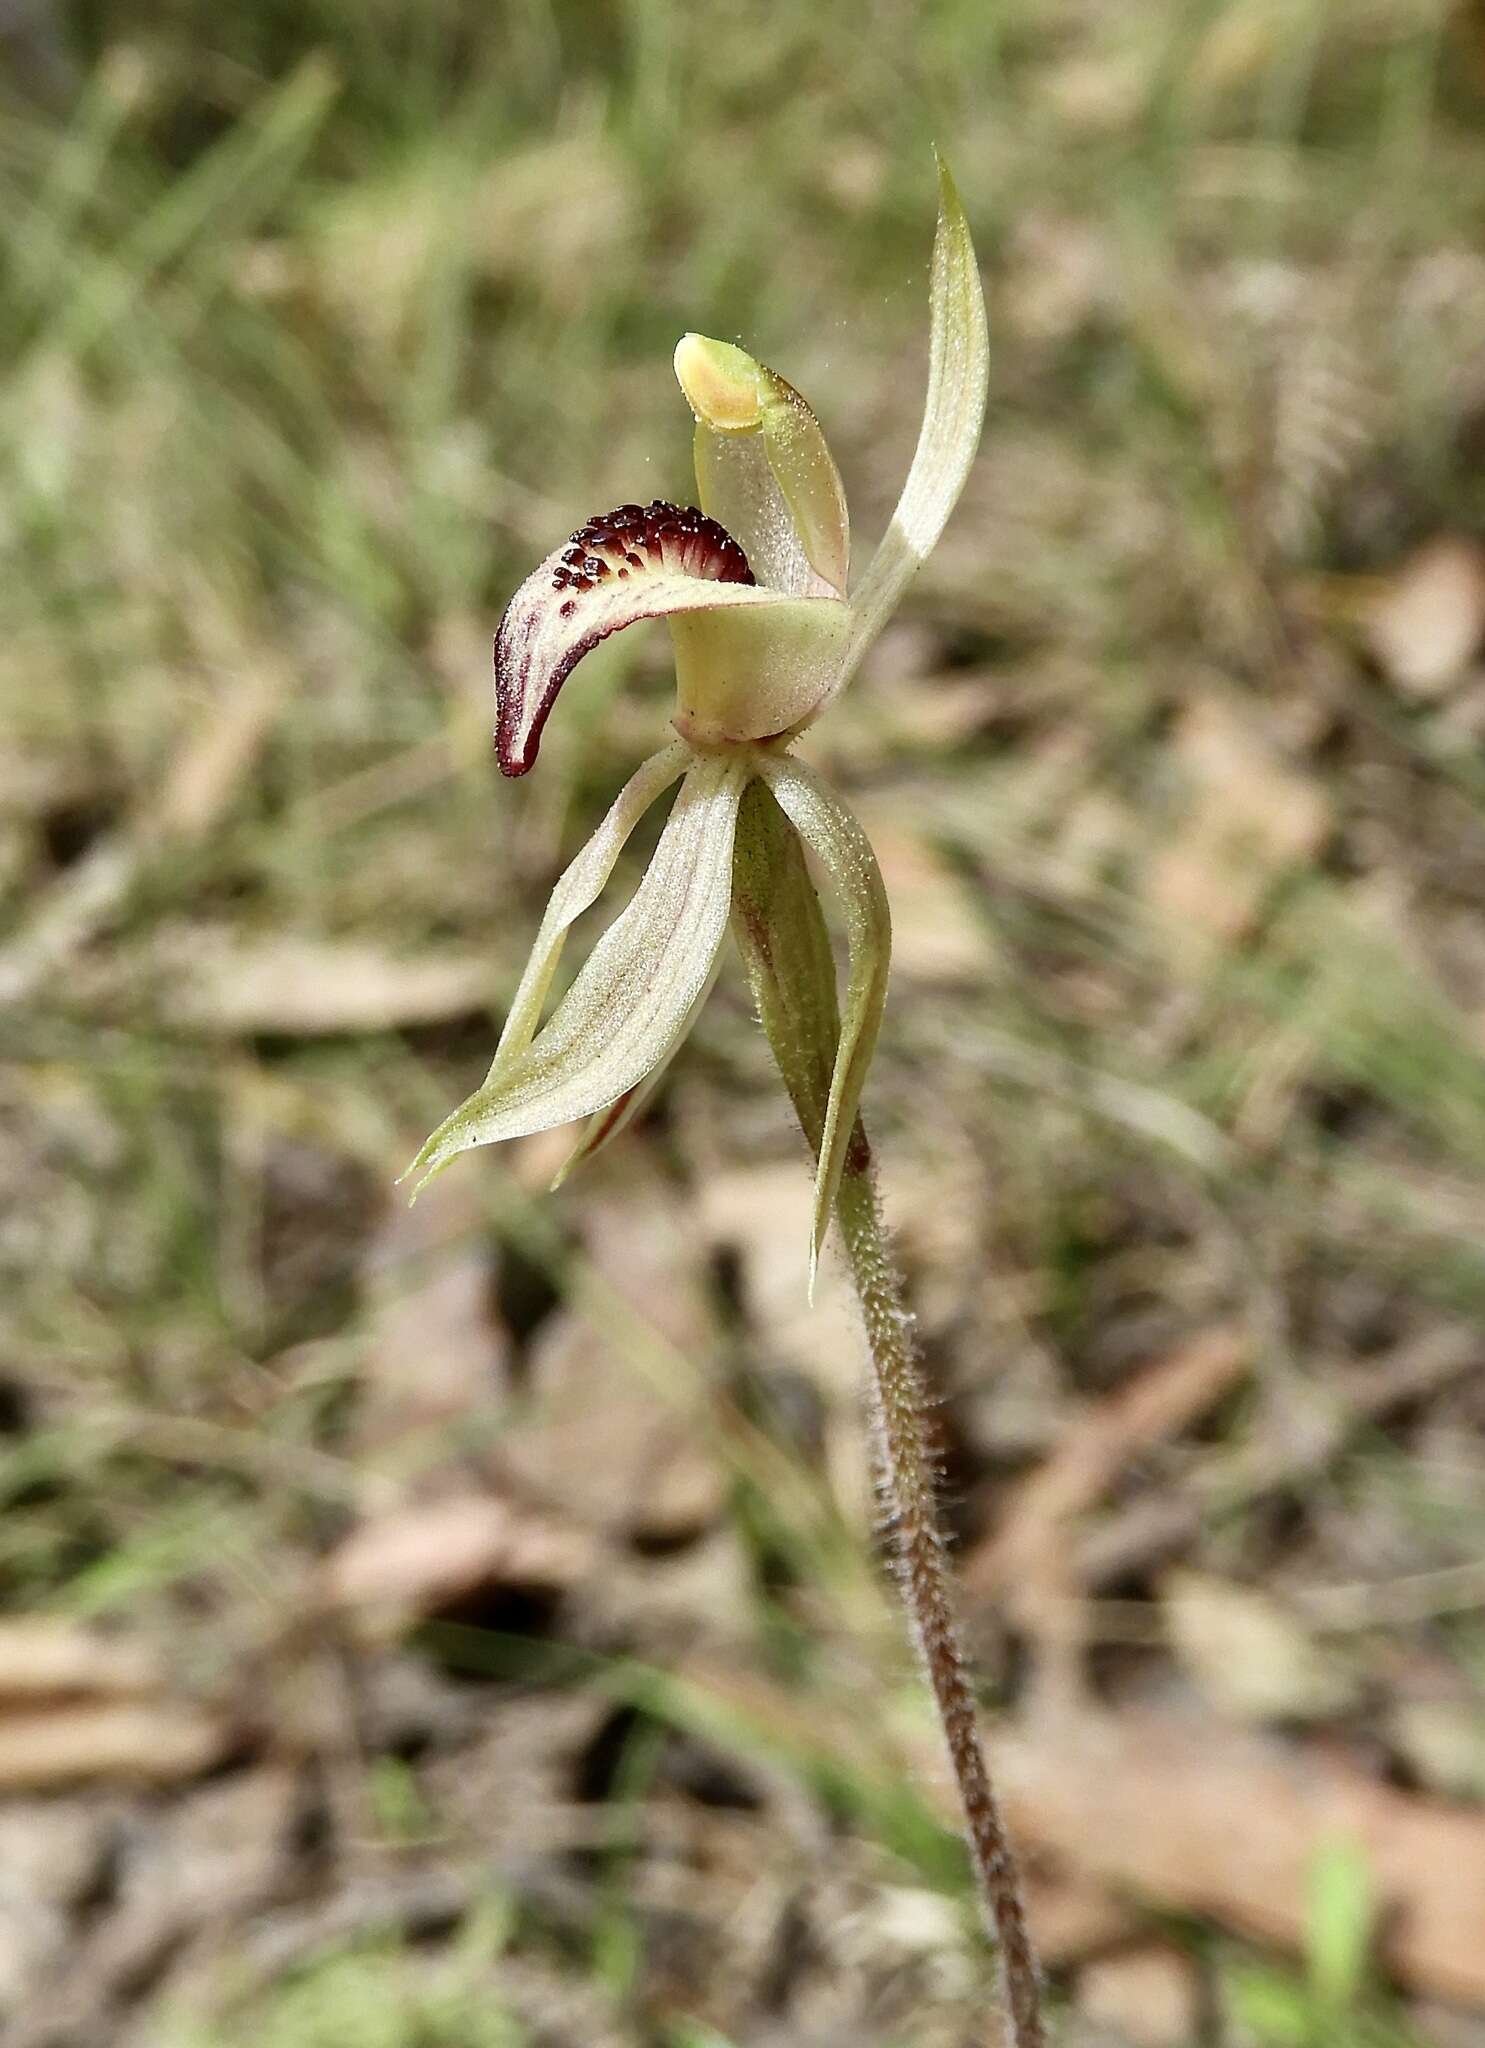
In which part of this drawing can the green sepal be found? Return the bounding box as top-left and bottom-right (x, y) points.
(755, 754), (889, 1291)
(730, 778), (842, 1160)
(838, 151), (989, 689)
(731, 767), (884, 1293)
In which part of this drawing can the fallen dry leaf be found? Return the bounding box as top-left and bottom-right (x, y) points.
(0, 1620), (162, 1701)
(1042, 48), (1149, 133)
(693, 1159), (870, 1526)
(99, 1766), (301, 1962)
(1163, 1568), (1361, 1724)
(1005, 212), (1120, 345)
(965, 1325), (1250, 1704)
(0, 1800), (107, 2027)
(504, 1311), (726, 1548)
(1146, 695), (1330, 945)
(6, 1767), (305, 2046)
(155, 928), (495, 1034)
(1077, 1941), (1203, 2048)
(0, 1893), (67, 2030)
(313, 125), (634, 352)
(1387, 1697), (1485, 1804)
(1077, 1328), (1481, 1591)
(996, 1706), (1485, 2008)
(0, 1701), (231, 1792)
(1365, 534), (1485, 698)
(1021, 1872), (1138, 1967)
(682, 1651), (1485, 2005)
(1189, 0), (1300, 98)
(0, 1801), (107, 1907)
(697, 1161), (855, 1376)
(497, 1173), (727, 1548)
(677, 1653), (1136, 1971)
(319, 1493), (595, 1639)
(354, 1171), (511, 1467)
(0, 658), (284, 1011)
(154, 661), (287, 842)
(852, 805), (994, 984)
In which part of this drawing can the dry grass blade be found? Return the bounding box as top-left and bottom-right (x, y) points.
(0, 666), (284, 1010)
(965, 1326), (1251, 1604)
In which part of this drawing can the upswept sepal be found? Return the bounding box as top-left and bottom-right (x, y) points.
(840, 152), (989, 689)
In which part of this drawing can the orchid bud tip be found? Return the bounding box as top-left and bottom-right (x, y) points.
(673, 333), (763, 432)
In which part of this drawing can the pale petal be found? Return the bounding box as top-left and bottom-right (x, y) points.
(838, 154), (988, 685)
(495, 499), (814, 776)
(677, 334), (849, 599)
(549, 1057), (663, 1191)
(550, 954), (722, 1188)
(407, 754), (747, 1189)
(493, 738), (690, 1067)
(756, 752), (891, 1289)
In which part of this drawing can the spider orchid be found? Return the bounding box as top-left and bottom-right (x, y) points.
(409, 158), (988, 1286)
(405, 170), (1047, 2048)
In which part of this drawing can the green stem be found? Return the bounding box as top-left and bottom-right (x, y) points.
(836, 1159), (1045, 2048)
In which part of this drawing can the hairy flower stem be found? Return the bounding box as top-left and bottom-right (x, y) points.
(836, 1161), (1044, 2048)
(728, 778), (1042, 2046)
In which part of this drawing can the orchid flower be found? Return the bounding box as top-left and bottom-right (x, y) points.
(410, 157), (988, 1287)
(407, 165), (1048, 2047)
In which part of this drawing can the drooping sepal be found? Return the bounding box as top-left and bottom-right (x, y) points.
(675, 334), (849, 600)
(730, 776), (849, 1165)
(750, 754), (890, 1291)
(406, 753), (748, 1188)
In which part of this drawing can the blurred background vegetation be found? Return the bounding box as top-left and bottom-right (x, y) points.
(5, 1), (1485, 2042)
